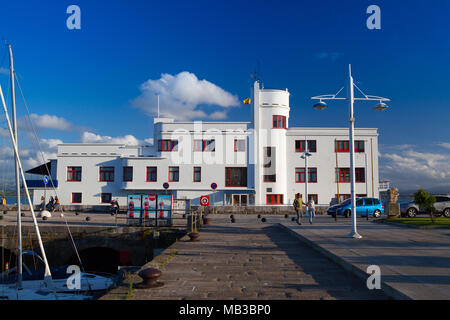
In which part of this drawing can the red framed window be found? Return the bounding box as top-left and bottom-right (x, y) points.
(146, 166), (157, 182)
(272, 115), (286, 129)
(335, 140), (350, 152)
(193, 139), (215, 152)
(266, 194), (284, 205)
(72, 192), (82, 204)
(101, 193), (112, 204)
(123, 166), (133, 182)
(169, 166), (179, 182)
(335, 168), (365, 182)
(234, 139), (245, 152)
(67, 166), (82, 181)
(225, 167), (247, 187)
(355, 168), (365, 183)
(335, 194), (351, 202)
(295, 168), (317, 183)
(295, 140), (317, 153)
(355, 140), (365, 152)
(158, 139), (178, 152)
(193, 167), (201, 182)
(336, 168), (350, 182)
(99, 167), (114, 182)
(335, 140), (365, 152)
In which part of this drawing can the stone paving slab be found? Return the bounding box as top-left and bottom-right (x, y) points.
(279, 216), (450, 300)
(100, 215), (388, 300)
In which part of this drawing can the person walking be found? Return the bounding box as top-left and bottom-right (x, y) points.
(0, 195), (6, 207)
(292, 193), (304, 225)
(308, 198), (316, 224)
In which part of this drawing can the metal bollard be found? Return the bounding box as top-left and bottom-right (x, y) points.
(366, 209), (369, 221)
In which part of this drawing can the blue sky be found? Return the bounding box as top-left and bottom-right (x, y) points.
(0, 0), (449, 192)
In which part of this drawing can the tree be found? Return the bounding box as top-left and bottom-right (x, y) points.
(413, 188), (436, 223)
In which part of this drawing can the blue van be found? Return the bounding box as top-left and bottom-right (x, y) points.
(327, 197), (384, 218)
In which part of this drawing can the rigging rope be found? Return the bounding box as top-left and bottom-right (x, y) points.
(14, 73), (87, 276)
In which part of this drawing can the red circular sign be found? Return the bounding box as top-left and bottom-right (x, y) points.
(200, 195), (210, 206)
(211, 183), (217, 190)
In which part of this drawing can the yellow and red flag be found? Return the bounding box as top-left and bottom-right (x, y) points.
(243, 98), (251, 105)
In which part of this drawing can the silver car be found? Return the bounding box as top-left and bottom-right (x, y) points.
(400, 195), (450, 218)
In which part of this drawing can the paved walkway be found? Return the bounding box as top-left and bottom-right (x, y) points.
(279, 215), (450, 300)
(101, 215), (388, 300)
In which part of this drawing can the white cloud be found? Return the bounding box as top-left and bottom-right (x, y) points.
(380, 144), (450, 191)
(28, 113), (73, 131)
(131, 71), (240, 121)
(437, 142), (450, 150)
(0, 67), (9, 75)
(81, 131), (152, 146)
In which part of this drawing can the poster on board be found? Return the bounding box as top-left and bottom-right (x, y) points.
(127, 194), (142, 218)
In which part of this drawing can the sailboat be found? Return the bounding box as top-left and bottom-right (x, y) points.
(0, 44), (111, 299)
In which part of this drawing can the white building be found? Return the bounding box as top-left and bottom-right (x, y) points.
(27, 81), (379, 207)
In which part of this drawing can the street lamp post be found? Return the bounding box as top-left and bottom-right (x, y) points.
(311, 64), (390, 239)
(301, 148), (312, 216)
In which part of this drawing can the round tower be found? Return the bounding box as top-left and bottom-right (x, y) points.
(252, 81), (290, 205)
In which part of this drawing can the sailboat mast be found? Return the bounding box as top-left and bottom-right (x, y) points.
(8, 44), (22, 288)
(0, 85), (54, 290)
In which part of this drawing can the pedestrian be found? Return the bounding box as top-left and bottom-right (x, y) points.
(308, 198), (316, 224)
(54, 196), (60, 211)
(46, 196), (55, 212)
(1, 195), (6, 206)
(292, 193), (304, 225)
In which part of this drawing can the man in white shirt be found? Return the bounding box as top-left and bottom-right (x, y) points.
(308, 199), (316, 224)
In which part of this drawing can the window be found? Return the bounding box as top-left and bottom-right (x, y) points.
(364, 198), (374, 206)
(99, 167), (114, 182)
(266, 194), (283, 205)
(67, 167), (81, 181)
(355, 140), (365, 152)
(295, 168), (317, 183)
(356, 199), (364, 206)
(123, 166), (133, 182)
(169, 166), (179, 182)
(193, 167), (201, 182)
(335, 140), (365, 152)
(336, 168), (350, 183)
(355, 168), (365, 183)
(193, 139), (215, 152)
(146, 167), (157, 182)
(263, 147), (276, 182)
(335, 194), (351, 202)
(335, 140), (350, 152)
(72, 193), (82, 204)
(158, 139), (178, 152)
(234, 139), (245, 152)
(336, 168), (365, 183)
(225, 167), (247, 187)
(295, 140), (317, 153)
(308, 194), (318, 203)
(272, 115), (286, 129)
(101, 193), (112, 204)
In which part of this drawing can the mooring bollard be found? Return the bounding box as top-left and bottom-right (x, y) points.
(135, 268), (164, 289)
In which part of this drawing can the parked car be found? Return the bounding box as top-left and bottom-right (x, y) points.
(327, 197), (384, 218)
(400, 195), (450, 218)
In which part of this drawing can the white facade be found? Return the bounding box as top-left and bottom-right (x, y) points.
(29, 81), (379, 207)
